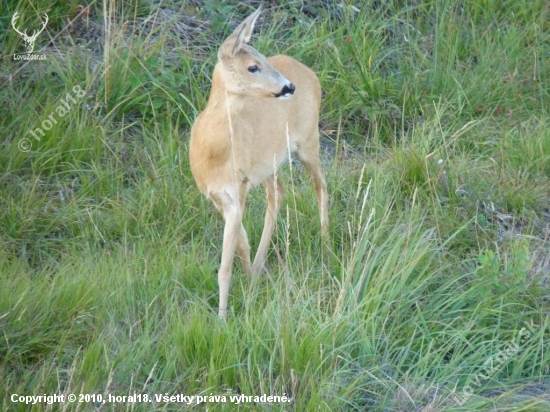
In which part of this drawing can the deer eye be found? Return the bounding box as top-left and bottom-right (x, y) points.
(247, 65), (259, 73)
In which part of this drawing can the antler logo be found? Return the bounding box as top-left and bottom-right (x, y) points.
(12, 11), (48, 54)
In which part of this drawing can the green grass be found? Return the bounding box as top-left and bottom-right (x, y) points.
(1, 0), (549, 410)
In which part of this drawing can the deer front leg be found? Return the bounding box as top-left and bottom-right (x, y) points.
(236, 185), (252, 275)
(211, 190), (244, 319)
(236, 225), (252, 275)
(252, 175), (284, 274)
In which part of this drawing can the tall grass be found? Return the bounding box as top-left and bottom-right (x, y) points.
(1, 0), (549, 410)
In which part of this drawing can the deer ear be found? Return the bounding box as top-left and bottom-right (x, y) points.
(219, 6), (262, 59)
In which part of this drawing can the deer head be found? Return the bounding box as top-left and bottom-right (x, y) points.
(12, 11), (49, 53)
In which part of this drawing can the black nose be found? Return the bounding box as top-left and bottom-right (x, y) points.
(282, 83), (295, 95)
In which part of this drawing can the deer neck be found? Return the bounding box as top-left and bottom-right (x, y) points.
(208, 66), (247, 116)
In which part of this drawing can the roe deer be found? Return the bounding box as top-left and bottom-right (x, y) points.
(189, 6), (329, 318)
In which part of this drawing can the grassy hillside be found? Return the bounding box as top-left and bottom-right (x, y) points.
(1, 0), (549, 410)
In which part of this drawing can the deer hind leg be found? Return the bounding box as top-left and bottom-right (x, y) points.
(210, 187), (250, 318)
(252, 175), (284, 274)
(296, 144), (329, 239)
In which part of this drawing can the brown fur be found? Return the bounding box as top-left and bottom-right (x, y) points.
(189, 6), (329, 318)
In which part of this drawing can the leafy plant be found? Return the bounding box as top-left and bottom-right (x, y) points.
(474, 243), (531, 295)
